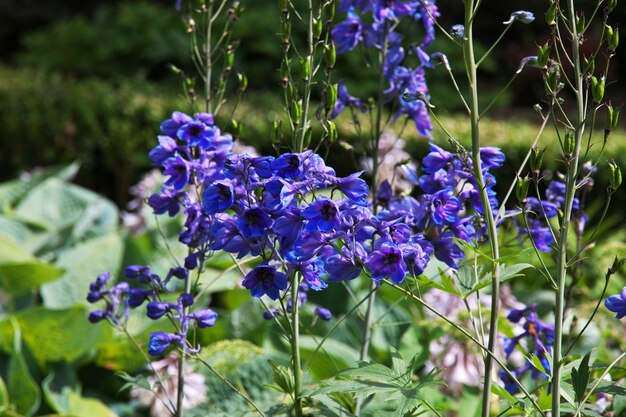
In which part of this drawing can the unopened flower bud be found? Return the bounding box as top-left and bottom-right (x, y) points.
(516, 176), (531, 202)
(327, 120), (338, 142)
(591, 76), (605, 102)
(609, 256), (625, 275)
(530, 147), (545, 173)
(324, 44), (336, 68)
(237, 72), (248, 92)
(291, 99), (303, 123)
(606, 25), (619, 51)
(325, 83), (338, 111)
(606, 104), (619, 130)
(313, 17), (323, 38)
(538, 43), (550, 67)
(584, 57), (595, 75)
(607, 0), (618, 12)
(563, 131), (575, 156)
(575, 13), (585, 34)
(279, 0), (288, 12)
(300, 56), (312, 81)
(230, 119), (240, 136)
(609, 161), (622, 190)
(546, 3), (557, 27)
(272, 120), (281, 142)
(303, 126), (313, 148)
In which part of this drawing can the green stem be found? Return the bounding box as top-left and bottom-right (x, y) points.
(176, 273), (193, 417)
(205, 1), (214, 113)
(463, 2), (501, 414)
(552, 0), (585, 413)
(291, 274), (303, 417)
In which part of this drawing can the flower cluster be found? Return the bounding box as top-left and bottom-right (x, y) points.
(499, 304), (554, 394)
(377, 143), (505, 269)
(331, 0), (439, 137)
(87, 265), (218, 356)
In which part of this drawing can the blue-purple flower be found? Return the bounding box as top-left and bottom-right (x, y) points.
(242, 265), (289, 300)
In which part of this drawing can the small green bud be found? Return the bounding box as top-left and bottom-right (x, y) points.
(545, 66), (560, 94)
(279, 0), (288, 12)
(287, 82), (296, 102)
(607, 0), (618, 12)
(281, 21), (291, 41)
(237, 72), (248, 92)
(303, 126), (313, 148)
(313, 17), (323, 38)
(323, 0), (336, 21)
(609, 256), (625, 275)
(591, 76), (605, 102)
(609, 161), (622, 190)
(530, 147), (545, 173)
(325, 83), (338, 111)
(606, 104), (620, 130)
(607, 25), (619, 51)
(229, 119), (240, 137)
(291, 99), (303, 123)
(280, 60), (289, 80)
(226, 50), (235, 69)
(272, 120), (281, 142)
(516, 176), (531, 202)
(300, 56), (312, 81)
(575, 13), (585, 34)
(563, 131), (575, 156)
(537, 42), (550, 67)
(546, 2), (557, 26)
(324, 44), (336, 68)
(327, 120), (338, 143)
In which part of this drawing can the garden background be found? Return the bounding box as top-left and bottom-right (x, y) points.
(1, 0), (626, 416)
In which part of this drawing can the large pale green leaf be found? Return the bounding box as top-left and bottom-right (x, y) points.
(298, 336), (359, 380)
(7, 306), (111, 366)
(0, 236), (32, 263)
(0, 262), (63, 296)
(7, 322), (41, 417)
(41, 233), (124, 308)
(64, 391), (118, 417)
(0, 163), (79, 210)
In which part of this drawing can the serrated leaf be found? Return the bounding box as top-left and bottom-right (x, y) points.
(560, 381), (577, 407)
(537, 386), (552, 411)
(268, 360), (293, 395)
(491, 382), (518, 404)
(0, 262), (63, 296)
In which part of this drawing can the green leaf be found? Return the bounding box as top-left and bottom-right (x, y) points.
(500, 263), (535, 282)
(268, 360), (293, 395)
(13, 306), (109, 366)
(572, 351), (591, 403)
(0, 236), (32, 263)
(0, 376), (8, 407)
(537, 386), (552, 411)
(491, 383), (518, 404)
(7, 321), (41, 417)
(0, 262), (63, 296)
(64, 391), (118, 417)
(40, 233), (124, 308)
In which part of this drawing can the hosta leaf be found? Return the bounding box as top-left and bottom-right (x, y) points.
(7, 322), (41, 417)
(0, 262), (63, 296)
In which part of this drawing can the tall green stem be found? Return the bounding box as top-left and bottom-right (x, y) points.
(176, 273), (193, 417)
(355, 23), (388, 417)
(205, 1), (214, 113)
(463, 2), (501, 415)
(291, 274), (303, 417)
(552, 1), (585, 414)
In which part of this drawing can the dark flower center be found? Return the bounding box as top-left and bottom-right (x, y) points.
(190, 125), (203, 137)
(320, 201), (337, 219)
(384, 251), (400, 265)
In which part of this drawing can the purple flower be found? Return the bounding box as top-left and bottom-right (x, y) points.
(177, 122), (213, 147)
(605, 287), (626, 319)
(302, 197), (340, 232)
(479, 147), (505, 170)
(88, 310), (108, 323)
(189, 309), (218, 328)
(315, 306), (332, 321)
(242, 265), (288, 300)
(202, 181), (234, 214)
(365, 241), (407, 283)
(237, 207), (273, 238)
(146, 301), (175, 320)
(128, 288), (154, 308)
(271, 153), (303, 178)
(162, 154), (192, 190)
(336, 172), (369, 205)
(325, 253), (363, 282)
(160, 111), (193, 137)
(503, 11), (535, 25)
(430, 189), (461, 225)
(331, 81), (364, 119)
(148, 331), (181, 356)
(331, 10), (363, 54)
(148, 187), (187, 217)
(149, 136), (178, 166)
(450, 24), (464, 39)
